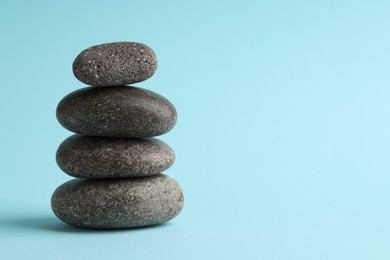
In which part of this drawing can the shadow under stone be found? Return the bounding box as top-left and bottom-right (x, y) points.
(0, 215), (172, 233)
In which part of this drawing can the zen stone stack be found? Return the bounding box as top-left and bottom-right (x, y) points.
(51, 42), (184, 229)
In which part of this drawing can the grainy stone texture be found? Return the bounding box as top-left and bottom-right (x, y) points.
(56, 86), (177, 137)
(51, 174), (184, 229)
(56, 134), (175, 178)
(73, 42), (157, 86)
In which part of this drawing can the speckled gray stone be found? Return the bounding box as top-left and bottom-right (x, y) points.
(56, 134), (175, 178)
(73, 42), (157, 86)
(51, 174), (184, 229)
(56, 86), (177, 137)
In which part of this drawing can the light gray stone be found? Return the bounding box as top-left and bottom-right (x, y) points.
(51, 174), (184, 229)
(56, 135), (175, 178)
(56, 86), (177, 137)
(73, 42), (157, 86)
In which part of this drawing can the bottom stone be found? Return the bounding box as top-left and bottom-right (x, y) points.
(51, 174), (184, 229)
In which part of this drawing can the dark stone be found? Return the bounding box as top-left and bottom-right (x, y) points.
(56, 86), (177, 137)
(56, 135), (175, 178)
(51, 174), (184, 229)
(73, 42), (157, 86)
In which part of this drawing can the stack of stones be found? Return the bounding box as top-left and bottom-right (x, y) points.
(51, 42), (184, 229)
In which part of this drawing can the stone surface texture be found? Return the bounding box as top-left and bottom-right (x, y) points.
(56, 86), (177, 137)
(51, 174), (184, 229)
(56, 135), (175, 178)
(73, 42), (157, 86)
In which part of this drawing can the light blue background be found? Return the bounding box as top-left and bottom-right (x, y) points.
(1, 0), (390, 259)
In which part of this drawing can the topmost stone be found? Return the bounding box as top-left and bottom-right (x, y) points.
(73, 42), (157, 86)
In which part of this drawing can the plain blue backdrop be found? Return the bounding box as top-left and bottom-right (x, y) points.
(1, 0), (390, 259)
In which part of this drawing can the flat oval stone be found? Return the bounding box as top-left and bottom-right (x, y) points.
(56, 86), (177, 137)
(51, 174), (184, 229)
(73, 42), (157, 86)
(56, 135), (175, 178)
